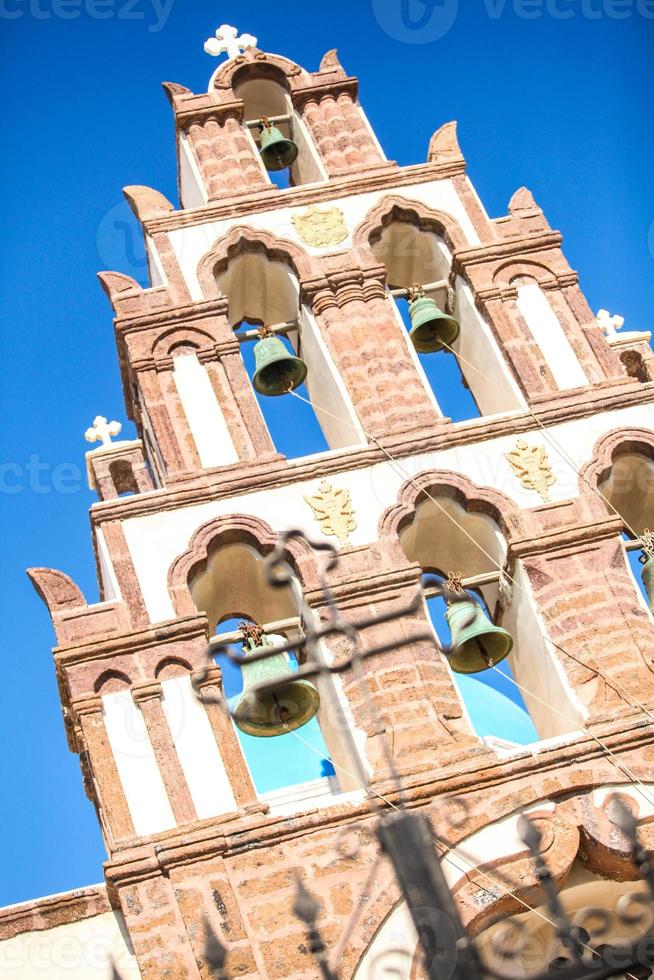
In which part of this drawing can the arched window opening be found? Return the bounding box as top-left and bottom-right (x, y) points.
(399, 492), (580, 743)
(216, 251), (363, 458)
(372, 220), (523, 420)
(234, 77), (326, 189)
(189, 541), (361, 803)
(599, 450), (654, 614)
(477, 862), (652, 978)
(108, 459), (138, 497)
(621, 349), (650, 383)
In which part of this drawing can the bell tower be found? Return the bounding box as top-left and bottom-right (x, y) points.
(7, 20), (654, 980)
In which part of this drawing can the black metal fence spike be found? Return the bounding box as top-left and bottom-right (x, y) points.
(293, 874), (322, 926)
(204, 917), (228, 979)
(608, 794), (639, 838)
(110, 959), (125, 980)
(518, 812), (543, 854)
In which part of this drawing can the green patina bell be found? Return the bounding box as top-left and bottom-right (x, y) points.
(229, 629), (321, 738)
(446, 597), (513, 675)
(408, 289), (460, 354)
(259, 118), (299, 172)
(640, 536), (654, 613)
(252, 333), (307, 396)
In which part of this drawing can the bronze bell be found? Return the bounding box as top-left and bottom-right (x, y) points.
(408, 286), (460, 354)
(251, 328), (308, 397)
(259, 117), (299, 172)
(229, 626), (321, 738)
(446, 595), (513, 675)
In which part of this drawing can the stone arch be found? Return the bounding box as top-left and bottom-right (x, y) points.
(154, 656), (193, 680)
(353, 193), (471, 263)
(579, 427), (654, 538)
(378, 469), (528, 565)
(493, 258), (560, 290)
(94, 669), (132, 694)
(167, 513), (320, 623)
(196, 224), (318, 302)
(210, 49), (309, 96)
(581, 427), (654, 496)
(151, 326), (217, 362)
(348, 774), (654, 978)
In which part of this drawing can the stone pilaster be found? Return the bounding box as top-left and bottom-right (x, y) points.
(132, 681), (198, 826)
(308, 267), (443, 440)
(192, 667), (259, 809)
(74, 695), (135, 846)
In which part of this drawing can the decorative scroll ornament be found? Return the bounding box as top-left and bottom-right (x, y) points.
(291, 205), (348, 248)
(505, 439), (556, 503)
(304, 479), (356, 546)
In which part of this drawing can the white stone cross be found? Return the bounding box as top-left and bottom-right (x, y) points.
(204, 24), (258, 61)
(85, 416), (122, 447)
(597, 308), (625, 339)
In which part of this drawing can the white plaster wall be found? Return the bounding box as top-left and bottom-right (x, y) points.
(160, 675), (237, 820)
(172, 353), (239, 469)
(299, 306), (366, 449)
(178, 135), (208, 210)
(167, 178), (482, 302)
(145, 236), (166, 289)
(0, 909), (141, 978)
(120, 405), (654, 625)
(96, 526), (121, 602)
(102, 691), (176, 836)
(504, 560), (587, 739)
(355, 787), (654, 978)
(516, 284), (589, 391)
(454, 278), (526, 414)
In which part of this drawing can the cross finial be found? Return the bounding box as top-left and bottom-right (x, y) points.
(204, 24), (258, 62)
(597, 308), (625, 339)
(85, 416), (122, 448)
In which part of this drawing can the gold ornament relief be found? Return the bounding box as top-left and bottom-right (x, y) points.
(291, 206), (348, 248)
(505, 439), (556, 502)
(304, 479), (357, 546)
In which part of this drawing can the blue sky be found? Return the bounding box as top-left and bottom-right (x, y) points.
(0, 1), (652, 906)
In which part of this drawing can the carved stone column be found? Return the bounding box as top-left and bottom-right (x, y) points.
(132, 681), (197, 826)
(294, 80), (389, 177)
(192, 666), (259, 809)
(513, 514), (654, 724)
(74, 695), (135, 846)
(305, 549), (480, 787)
(308, 268), (443, 439)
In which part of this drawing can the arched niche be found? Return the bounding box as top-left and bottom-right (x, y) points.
(211, 236), (362, 456)
(389, 475), (581, 742)
(477, 866), (651, 978)
(365, 202), (523, 420)
(189, 540), (297, 634)
(590, 431), (654, 616)
(599, 451), (654, 536)
(187, 535), (363, 799)
(232, 72), (326, 188)
(216, 251), (300, 328)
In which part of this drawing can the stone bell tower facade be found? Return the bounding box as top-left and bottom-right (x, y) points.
(4, 24), (654, 980)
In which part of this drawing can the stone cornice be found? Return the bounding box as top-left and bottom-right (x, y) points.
(453, 230), (564, 273)
(509, 515), (624, 559)
(141, 161), (466, 235)
(102, 714), (654, 881)
(88, 380), (654, 527)
(53, 614), (209, 667)
(0, 885), (112, 941)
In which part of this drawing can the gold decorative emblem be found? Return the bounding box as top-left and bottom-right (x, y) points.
(505, 439), (556, 503)
(304, 479), (356, 546)
(291, 206), (348, 248)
